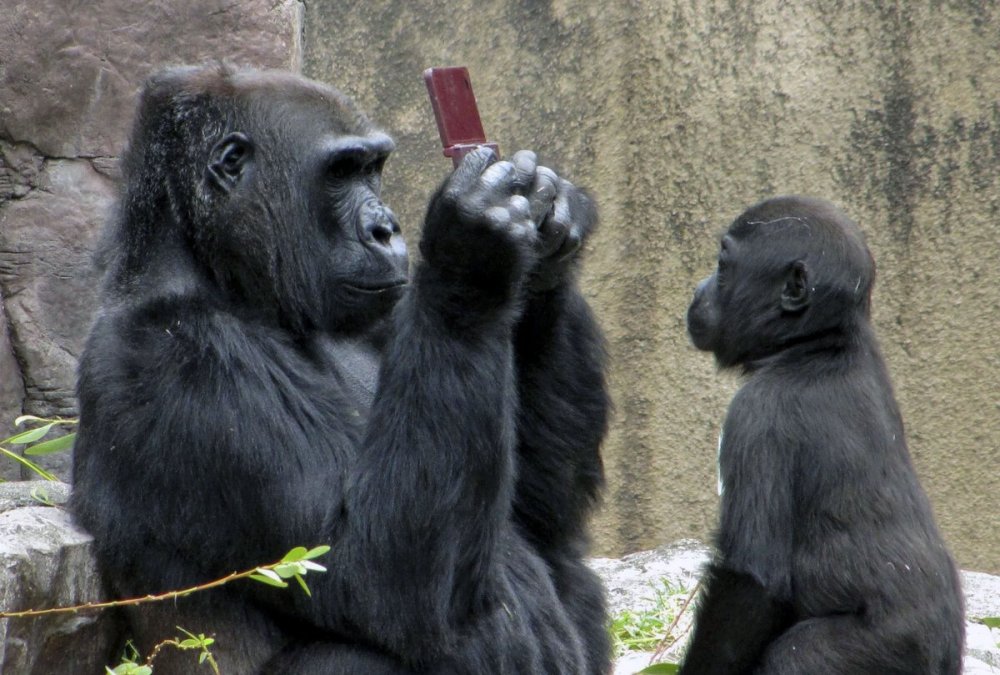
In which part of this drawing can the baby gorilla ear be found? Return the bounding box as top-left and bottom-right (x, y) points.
(780, 261), (810, 313)
(207, 132), (253, 192)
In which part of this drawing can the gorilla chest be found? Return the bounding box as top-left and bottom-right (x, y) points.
(321, 337), (381, 413)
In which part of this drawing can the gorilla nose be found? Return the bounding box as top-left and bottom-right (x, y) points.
(367, 219), (395, 247)
(361, 204), (407, 261)
(363, 204), (401, 248)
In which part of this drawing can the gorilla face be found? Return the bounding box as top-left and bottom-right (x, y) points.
(195, 71), (409, 335)
(687, 196), (875, 370)
(307, 129), (409, 334)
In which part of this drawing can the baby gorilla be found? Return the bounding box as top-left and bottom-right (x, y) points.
(681, 196), (964, 674)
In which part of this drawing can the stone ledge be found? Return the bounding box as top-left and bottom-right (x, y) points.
(592, 541), (1000, 675)
(0, 482), (120, 674)
(2, 485), (997, 673)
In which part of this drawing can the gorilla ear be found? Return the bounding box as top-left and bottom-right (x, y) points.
(781, 261), (810, 313)
(207, 133), (253, 192)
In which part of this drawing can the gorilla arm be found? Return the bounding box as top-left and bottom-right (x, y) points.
(319, 148), (541, 663)
(679, 386), (796, 674)
(511, 171), (608, 555)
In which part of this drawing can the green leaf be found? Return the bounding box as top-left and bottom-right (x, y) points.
(636, 664), (680, 674)
(249, 571), (288, 588)
(281, 546), (308, 563)
(29, 486), (54, 506)
(3, 423), (54, 446)
(273, 562), (306, 579)
(981, 617), (1000, 629)
(14, 415), (48, 427)
(294, 573), (312, 597)
(303, 545), (331, 560)
(301, 560), (327, 573)
(107, 665), (151, 675)
(0, 446), (57, 481)
(199, 652), (209, 664)
(24, 432), (76, 456)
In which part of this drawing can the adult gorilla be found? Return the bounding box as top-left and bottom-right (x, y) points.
(71, 64), (610, 675)
(681, 196), (964, 674)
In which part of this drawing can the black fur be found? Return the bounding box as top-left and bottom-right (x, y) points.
(681, 196), (964, 674)
(70, 64), (610, 675)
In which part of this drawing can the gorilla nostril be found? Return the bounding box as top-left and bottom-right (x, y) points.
(368, 221), (394, 247)
(364, 204), (400, 248)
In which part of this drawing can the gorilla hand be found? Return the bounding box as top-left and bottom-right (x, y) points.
(418, 147), (539, 319)
(511, 152), (597, 293)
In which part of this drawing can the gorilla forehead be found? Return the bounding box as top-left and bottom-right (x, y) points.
(230, 69), (381, 140)
(733, 196), (862, 243)
(729, 196), (873, 277)
(148, 64), (382, 142)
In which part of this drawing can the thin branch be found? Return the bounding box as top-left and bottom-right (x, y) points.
(650, 579), (701, 664)
(2, 566), (258, 619)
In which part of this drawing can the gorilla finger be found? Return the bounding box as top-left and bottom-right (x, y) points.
(446, 146), (499, 196)
(510, 150), (538, 193)
(507, 195), (533, 226)
(536, 218), (568, 257)
(478, 160), (518, 193)
(553, 227), (583, 261)
(483, 205), (512, 228)
(550, 188), (573, 230)
(529, 167), (558, 223)
(558, 178), (598, 233)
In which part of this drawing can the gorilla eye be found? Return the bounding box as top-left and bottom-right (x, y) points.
(715, 237), (733, 286)
(327, 154), (386, 186)
(208, 133), (253, 191)
(366, 155), (387, 177)
(716, 236), (735, 279)
(328, 156), (364, 181)
(716, 259), (729, 285)
(221, 144), (246, 168)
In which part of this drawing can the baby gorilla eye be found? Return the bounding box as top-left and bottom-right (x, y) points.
(715, 236), (735, 285)
(716, 256), (730, 285)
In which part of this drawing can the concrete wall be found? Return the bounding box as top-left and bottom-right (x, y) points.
(303, 1), (1000, 573)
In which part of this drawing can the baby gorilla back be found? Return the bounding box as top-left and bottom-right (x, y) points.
(681, 196), (964, 675)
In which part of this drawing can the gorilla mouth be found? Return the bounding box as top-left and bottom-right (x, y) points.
(344, 280), (408, 295)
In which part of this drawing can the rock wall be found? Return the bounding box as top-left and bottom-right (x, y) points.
(0, 0), (304, 478)
(0, 482), (120, 674)
(303, 0), (1000, 574)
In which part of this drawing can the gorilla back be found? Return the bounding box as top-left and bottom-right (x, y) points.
(681, 196), (964, 675)
(71, 64), (610, 674)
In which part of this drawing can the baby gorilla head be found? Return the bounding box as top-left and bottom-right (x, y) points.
(687, 195), (876, 369)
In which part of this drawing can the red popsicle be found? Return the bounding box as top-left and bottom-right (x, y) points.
(424, 67), (499, 168)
